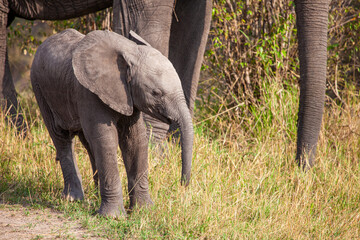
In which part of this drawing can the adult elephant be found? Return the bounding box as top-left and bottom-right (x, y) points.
(2, 0), (331, 168)
(0, 0), (113, 132)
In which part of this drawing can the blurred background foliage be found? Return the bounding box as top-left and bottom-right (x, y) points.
(6, 0), (360, 141)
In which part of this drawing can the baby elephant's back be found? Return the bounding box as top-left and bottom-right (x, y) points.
(31, 29), (84, 89)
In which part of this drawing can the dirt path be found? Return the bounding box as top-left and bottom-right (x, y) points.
(0, 204), (104, 240)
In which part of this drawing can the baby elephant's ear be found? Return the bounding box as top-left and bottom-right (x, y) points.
(72, 30), (135, 116)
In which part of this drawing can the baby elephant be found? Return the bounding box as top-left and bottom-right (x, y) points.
(31, 29), (194, 218)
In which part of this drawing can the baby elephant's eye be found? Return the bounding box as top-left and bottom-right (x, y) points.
(152, 89), (163, 97)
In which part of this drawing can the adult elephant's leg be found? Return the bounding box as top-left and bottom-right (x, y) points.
(3, 51), (25, 131)
(0, 6), (25, 132)
(168, 0), (212, 119)
(295, 0), (330, 168)
(113, 0), (173, 53)
(113, 0), (174, 142)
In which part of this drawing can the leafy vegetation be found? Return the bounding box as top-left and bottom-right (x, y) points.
(1, 0), (360, 239)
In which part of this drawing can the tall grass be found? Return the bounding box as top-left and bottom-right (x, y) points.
(1, 84), (359, 239)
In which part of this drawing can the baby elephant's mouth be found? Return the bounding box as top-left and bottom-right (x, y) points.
(157, 114), (172, 125)
(146, 108), (172, 125)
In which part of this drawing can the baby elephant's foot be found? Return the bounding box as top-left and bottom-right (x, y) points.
(61, 183), (84, 201)
(98, 200), (126, 219)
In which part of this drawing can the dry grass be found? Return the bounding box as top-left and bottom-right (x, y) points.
(1, 84), (360, 239)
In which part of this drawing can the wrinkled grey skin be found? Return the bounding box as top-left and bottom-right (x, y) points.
(30, 29), (194, 218)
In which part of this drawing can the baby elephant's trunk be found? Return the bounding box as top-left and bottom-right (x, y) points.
(173, 102), (194, 187)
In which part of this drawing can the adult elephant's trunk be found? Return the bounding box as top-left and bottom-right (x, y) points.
(9, 0), (112, 20)
(295, 0), (330, 168)
(171, 99), (194, 187)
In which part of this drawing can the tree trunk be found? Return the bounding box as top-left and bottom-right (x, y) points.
(295, 0), (330, 168)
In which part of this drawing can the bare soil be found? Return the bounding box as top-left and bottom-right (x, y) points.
(0, 204), (104, 240)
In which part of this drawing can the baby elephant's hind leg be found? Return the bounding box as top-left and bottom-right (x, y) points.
(78, 131), (98, 187)
(54, 134), (84, 201)
(33, 86), (84, 201)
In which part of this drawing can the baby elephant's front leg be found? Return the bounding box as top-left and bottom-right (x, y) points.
(118, 113), (153, 209)
(88, 124), (126, 217)
(78, 88), (128, 218)
(81, 118), (126, 218)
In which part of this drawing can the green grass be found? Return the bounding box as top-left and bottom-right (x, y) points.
(1, 83), (360, 239)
